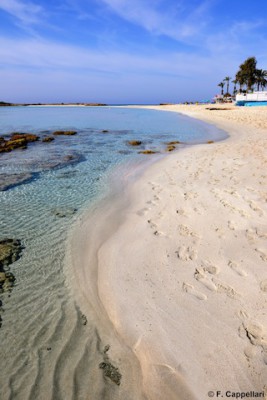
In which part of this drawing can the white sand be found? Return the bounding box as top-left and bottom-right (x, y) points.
(70, 104), (267, 399)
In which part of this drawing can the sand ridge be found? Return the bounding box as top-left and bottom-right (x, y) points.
(71, 104), (267, 399)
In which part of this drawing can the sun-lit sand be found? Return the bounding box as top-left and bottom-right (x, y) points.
(70, 103), (267, 399)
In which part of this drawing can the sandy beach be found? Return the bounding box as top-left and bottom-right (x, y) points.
(70, 104), (267, 399)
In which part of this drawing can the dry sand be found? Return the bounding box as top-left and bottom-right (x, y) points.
(70, 104), (267, 399)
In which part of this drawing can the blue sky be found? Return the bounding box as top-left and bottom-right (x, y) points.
(1, 0), (267, 104)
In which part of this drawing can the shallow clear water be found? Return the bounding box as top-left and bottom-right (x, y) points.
(0, 106), (227, 399)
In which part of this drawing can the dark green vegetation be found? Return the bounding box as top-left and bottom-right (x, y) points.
(218, 57), (267, 96)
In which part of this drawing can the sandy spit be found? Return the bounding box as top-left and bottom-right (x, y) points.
(70, 104), (267, 399)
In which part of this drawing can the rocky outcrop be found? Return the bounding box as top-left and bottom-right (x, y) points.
(10, 133), (39, 142)
(127, 140), (142, 146)
(138, 150), (157, 154)
(53, 130), (77, 136)
(42, 136), (55, 142)
(0, 133), (39, 153)
(0, 239), (24, 293)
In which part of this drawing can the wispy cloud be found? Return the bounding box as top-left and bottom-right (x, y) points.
(100, 0), (214, 41)
(0, 0), (44, 25)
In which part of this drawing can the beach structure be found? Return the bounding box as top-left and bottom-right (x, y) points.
(235, 91), (267, 106)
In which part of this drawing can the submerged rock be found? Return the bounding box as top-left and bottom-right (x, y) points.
(166, 144), (176, 152)
(0, 239), (24, 296)
(11, 133), (39, 142)
(138, 150), (157, 154)
(53, 130), (77, 136)
(99, 345), (122, 386)
(42, 136), (55, 143)
(0, 173), (34, 191)
(52, 207), (78, 218)
(0, 133), (39, 153)
(127, 140), (142, 146)
(167, 140), (181, 145)
(0, 238), (24, 268)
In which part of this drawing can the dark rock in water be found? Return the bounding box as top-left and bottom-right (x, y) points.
(167, 141), (181, 145)
(0, 133), (39, 154)
(0, 173), (34, 191)
(52, 207), (78, 218)
(11, 133), (39, 142)
(128, 140), (142, 146)
(53, 130), (77, 136)
(166, 144), (176, 152)
(101, 130), (109, 133)
(57, 170), (77, 179)
(0, 137), (27, 152)
(42, 136), (55, 143)
(37, 152), (85, 171)
(138, 150), (157, 154)
(99, 344), (122, 386)
(99, 362), (122, 385)
(118, 150), (132, 155)
(0, 238), (24, 269)
(0, 239), (24, 296)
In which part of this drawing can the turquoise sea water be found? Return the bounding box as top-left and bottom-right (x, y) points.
(0, 106), (227, 399)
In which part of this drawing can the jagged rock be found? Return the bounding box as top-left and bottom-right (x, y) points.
(0, 239), (24, 268)
(99, 344), (122, 386)
(42, 136), (55, 142)
(53, 130), (77, 136)
(128, 140), (142, 146)
(0, 138), (27, 152)
(0, 239), (24, 295)
(11, 133), (39, 142)
(166, 145), (176, 152)
(138, 150), (157, 154)
(167, 141), (181, 145)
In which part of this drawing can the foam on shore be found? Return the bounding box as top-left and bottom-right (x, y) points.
(69, 104), (267, 399)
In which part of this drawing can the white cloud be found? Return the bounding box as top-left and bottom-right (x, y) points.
(0, 0), (43, 25)
(100, 0), (213, 41)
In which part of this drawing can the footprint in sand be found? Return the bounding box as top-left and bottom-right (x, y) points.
(176, 246), (197, 261)
(212, 278), (240, 299)
(255, 248), (267, 262)
(136, 207), (150, 216)
(241, 322), (267, 364)
(183, 191), (198, 200)
(228, 260), (248, 277)
(201, 260), (219, 275)
(182, 282), (207, 300)
(228, 220), (237, 231)
(194, 268), (217, 292)
(260, 279), (267, 292)
(247, 200), (264, 216)
(177, 224), (200, 238)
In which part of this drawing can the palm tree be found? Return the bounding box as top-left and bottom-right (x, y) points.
(255, 69), (267, 91)
(232, 79), (238, 95)
(235, 70), (245, 93)
(218, 82), (225, 96)
(223, 76), (231, 95)
(237, 57), (257, 91)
